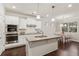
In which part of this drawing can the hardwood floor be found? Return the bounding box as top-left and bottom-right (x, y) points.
(1, 39), (79, 56)
(1, 45), (26, 56)
(45, 40), (79, 56)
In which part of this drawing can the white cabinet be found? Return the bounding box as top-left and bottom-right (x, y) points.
(19, 18), (27, 29)
(19, 18), (41, 29)
(5, 16), (19, 25)
(0, 16), (5, 55)
(18, 18), (27, 44)
(26, 39), (58, 56)
(26, 18), (41, 29)
(18, 35), (26, 44)
(0, 4), (5, 16)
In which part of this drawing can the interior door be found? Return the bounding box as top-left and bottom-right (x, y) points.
(0, 16), (5, 55)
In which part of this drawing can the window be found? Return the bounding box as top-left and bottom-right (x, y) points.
(62, 23), (68, 32)
(61, 22), (77, 32)
(69, 22), (77, 32)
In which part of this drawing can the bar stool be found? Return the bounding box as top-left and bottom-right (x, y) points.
(64, 36), (71, 49)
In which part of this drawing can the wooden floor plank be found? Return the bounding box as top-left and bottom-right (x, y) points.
(45, 40), (79, 56)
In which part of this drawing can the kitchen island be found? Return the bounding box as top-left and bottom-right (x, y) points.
(25, 35), (61, 56)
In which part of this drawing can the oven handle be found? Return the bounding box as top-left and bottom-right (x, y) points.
(6, 35), (18, 37)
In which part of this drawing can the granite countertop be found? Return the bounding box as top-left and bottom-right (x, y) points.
(5, 43), (26, 49)
(25, 35), (61, 42)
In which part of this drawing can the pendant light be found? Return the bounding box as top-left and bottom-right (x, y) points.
(51, 18), (55, 21)
(51, 5), (55, 22)
(36, 3), (40, 19)
(68, 4), (72, 8)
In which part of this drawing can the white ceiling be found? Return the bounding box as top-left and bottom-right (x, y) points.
(3, 3), (79, 19)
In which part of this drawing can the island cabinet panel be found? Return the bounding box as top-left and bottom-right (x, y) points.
(1, 45), (26, 56)
(27, 39), (58, 56)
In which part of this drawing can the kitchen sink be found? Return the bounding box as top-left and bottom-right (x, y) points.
(35, 35), (47, 38)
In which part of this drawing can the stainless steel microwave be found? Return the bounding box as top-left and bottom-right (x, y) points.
(7, 25), (17, 32)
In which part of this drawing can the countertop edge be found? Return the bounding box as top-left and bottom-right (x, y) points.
(5, 43), (26, 49)
(27, 36), (61, 42)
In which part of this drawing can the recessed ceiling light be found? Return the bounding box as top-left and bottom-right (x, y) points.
(68, 4), (72, 7)
(36, 15), (40, 19)
(12, 6), (16, 9)
(51, 18), (55, 22)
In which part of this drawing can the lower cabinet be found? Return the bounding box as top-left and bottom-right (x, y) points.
(1, 45), (26, 56)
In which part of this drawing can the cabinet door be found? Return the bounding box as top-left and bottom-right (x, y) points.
(0, 4), (5, 16)
(18, 36), (26, 43)
(19, 18), (27, 29)
(5, 16), (19, 25)
(0, 16), (5, 55)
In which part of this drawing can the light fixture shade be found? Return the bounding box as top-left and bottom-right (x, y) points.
(51, 18), (55, 22)
(68, 4), (72, 7)
(12, 6), (16, 9)
(64, 24), (67, 26)
(36, 15), (40, 19)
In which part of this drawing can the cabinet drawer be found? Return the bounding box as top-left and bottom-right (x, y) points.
(29, 40), (48, 48)
(47, 39), (58, 43)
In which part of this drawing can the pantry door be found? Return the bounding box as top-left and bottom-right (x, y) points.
(0, 16), (5, 55)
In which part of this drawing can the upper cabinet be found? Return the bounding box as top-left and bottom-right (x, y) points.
(5, 16), (19, 25)
(19, 18), (41, 29)
(19, 18), (27, 29)
(18, 17), (41, 34)
(0, 4), (5, 16)
(26, 18), (41, 29)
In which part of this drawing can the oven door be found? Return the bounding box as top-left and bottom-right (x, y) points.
(6, 34), (18, 44)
